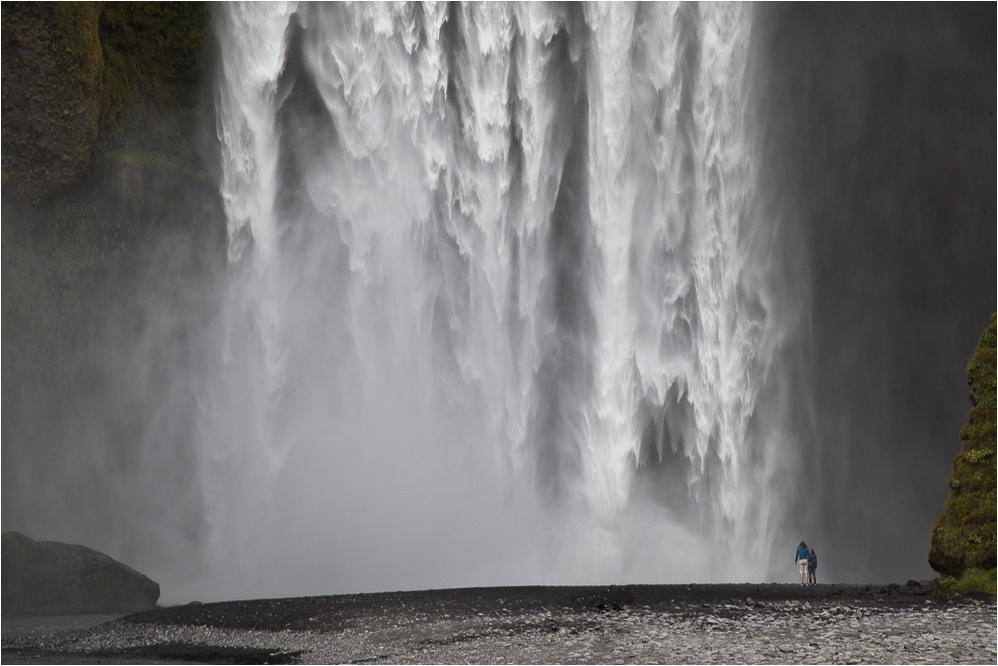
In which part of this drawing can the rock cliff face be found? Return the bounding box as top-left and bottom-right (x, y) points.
(2, 531), (160, 614)
(1, 1), (220, 398)
(1, 2), (209, 200)
(929, 313), (997, 595)
(1, 3), (103, 202)
(2, 2), (223, 565)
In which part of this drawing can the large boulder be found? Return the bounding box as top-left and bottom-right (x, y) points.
(2, 531), (160, 614)
(928, 313), (997, 592)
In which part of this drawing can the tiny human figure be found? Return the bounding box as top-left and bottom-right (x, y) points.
(795, 541), (810, 585)
(808, 548), (817, 585)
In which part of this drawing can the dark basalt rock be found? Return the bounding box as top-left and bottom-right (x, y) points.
(1, 2), (210, 202)
(1, 2), (103, 202)
(2, 531), (159, 615)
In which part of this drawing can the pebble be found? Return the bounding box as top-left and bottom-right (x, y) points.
(3, 599), (995, 664)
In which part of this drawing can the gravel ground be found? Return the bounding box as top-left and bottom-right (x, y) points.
(2, 584), (995, 664)
(1, 614), (127, 642)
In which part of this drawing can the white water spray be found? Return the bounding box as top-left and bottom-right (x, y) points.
(192, 1), (795, 601)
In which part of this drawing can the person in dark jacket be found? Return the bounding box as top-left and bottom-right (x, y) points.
(808, 548), (817, 585)
(795, 541), (810, 585)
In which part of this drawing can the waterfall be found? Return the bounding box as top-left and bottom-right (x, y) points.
(199, 1), (793, 600)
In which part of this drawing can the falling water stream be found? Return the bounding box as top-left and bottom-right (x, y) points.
(190, 2), (797, 601)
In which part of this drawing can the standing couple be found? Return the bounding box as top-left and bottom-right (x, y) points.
(795, 541), (818, 584)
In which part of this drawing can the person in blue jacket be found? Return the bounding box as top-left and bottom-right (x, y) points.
(795, 541), (810, 585)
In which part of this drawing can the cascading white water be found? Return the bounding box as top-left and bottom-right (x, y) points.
(193, 1), (794, 601)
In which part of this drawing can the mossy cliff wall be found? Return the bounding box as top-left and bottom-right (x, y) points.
(929, 314), (997, 596)
(2, 2), (209, 199)
(2, 1), (219, 391)
(1, 3), (103, 201)
(1, 2), (224, 546)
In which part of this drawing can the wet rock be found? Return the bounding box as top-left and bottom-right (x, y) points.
(1, 3), (103, 201)
(2, 531), (159, 614)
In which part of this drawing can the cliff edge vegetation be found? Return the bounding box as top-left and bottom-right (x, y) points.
(928, 313), (997, 597)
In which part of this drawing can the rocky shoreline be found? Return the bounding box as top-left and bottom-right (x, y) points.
(2, 583), (995, 664)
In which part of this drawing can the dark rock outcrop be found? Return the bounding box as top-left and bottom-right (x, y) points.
(2, 531), (160, 615)
(2, 0), (216, 393)
(1, 3), (104, 201)
(929, 313), (997, 593)
(1, 2), (210, 201)
(2, 0), (223, 545)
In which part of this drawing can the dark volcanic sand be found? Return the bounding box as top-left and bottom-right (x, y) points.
(2, 583), (995, 664)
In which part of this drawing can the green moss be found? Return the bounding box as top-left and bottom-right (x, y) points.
(934, 568), (997, 598)
(92, 2), (213, 191)
(2, 2), (211, 202)
(99, 32), (134, 132)
(1, 3), (103, 201)
(97, 2), (209, 134)
(50, 3), (103, 153)
(929, 313), (998, 584)
(50, 3), (103, 84)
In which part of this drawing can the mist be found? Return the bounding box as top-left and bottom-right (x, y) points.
(753, 3), (996, 583)
(2, 3), (993, 604)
